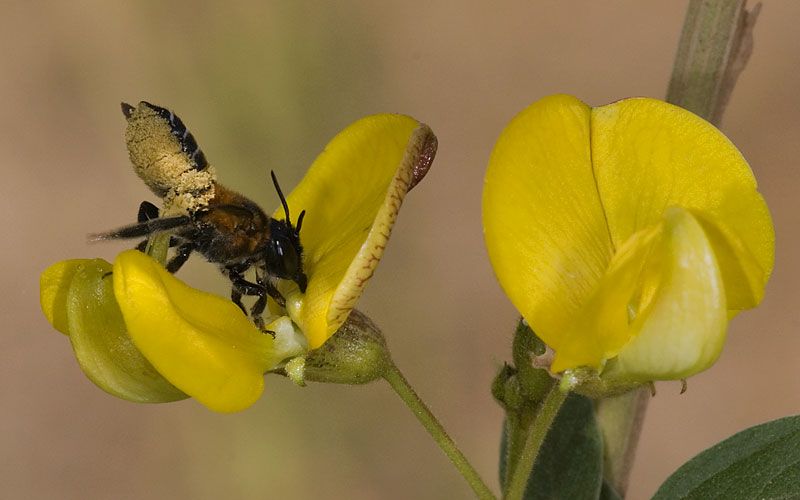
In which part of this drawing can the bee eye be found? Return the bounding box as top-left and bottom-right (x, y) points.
(274, 238), (286, 258)
(268, 236), (299, 278)
(266, 218), (305, 292)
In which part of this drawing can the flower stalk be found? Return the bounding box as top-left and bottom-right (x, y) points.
(144, 232), (171, 266)
(383, 363), (497, 500)
(503, 383), (568, 500)
(280, 311), (495, 499)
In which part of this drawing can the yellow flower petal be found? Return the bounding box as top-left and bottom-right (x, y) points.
(552, 207), (727, 379)
(40, 259), (92, 335)
(592, 98), (774, 310)
(279, 114), (437, 348)
(64, 259), (187, 402)
(113, 250), (283, 412)
(603, 207), (727, 381)
(549, 221), (663, 371)
(483, 95), (614, 351)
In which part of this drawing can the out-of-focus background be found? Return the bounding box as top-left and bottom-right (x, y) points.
(3, 2), (799, 499)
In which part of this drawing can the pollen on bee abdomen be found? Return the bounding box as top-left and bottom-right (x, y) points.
(124, 103), (217, 215)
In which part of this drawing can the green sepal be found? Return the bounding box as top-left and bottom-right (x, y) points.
(300, 310), (391, 385)
(512, 320), (551, 401)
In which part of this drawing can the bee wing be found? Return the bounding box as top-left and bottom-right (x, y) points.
(89, 215), (192, 241)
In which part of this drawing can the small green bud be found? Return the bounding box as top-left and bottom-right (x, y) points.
(510, 319), (554, 402)
(300, 309), (392, 385)
(491, 363), (516, 407)
(514, 318), (546, 357)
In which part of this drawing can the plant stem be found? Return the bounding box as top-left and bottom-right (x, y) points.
(504, 384), (568, 500)
(667, 0), (761, 126)
(503, 407), (536, 490)
(145, 232), (171, 266)
(596, 1), (762, 496)
(383, 363), (497, 500)
(595, 388), (650, 496)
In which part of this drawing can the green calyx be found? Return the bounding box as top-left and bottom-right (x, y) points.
(285, 309), (392, 386)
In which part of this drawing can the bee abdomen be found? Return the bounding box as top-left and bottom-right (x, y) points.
(123, 101), (216, 215)
(145, 102), (209, 171)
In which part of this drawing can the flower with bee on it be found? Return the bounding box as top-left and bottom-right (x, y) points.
(41, 103), (437, 412)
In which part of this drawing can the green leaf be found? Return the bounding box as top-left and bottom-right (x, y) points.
(499, 393), (603, 499)
(653, 415), (800, 500)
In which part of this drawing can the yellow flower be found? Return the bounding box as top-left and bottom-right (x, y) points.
(483, 95), (774, 384)
(40, 114), (437, 411)
(273, 114), (437, 349)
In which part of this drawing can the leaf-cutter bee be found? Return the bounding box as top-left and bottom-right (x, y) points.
(93, 101), (307, 329)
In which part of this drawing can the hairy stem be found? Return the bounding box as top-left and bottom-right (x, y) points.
(503, 385), (568, 500)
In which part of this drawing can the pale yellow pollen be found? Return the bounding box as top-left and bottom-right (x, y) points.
(124, 104), (216, 215)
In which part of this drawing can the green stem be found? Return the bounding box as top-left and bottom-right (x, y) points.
(383, 363), (497, 500)
(501, 321), (554, 490)
(667, 0), (761, 125)
(595, 389), (650, 496)
(503, 407), (536, 490)
(145, 232), (171, 266)
(503, 385), (568, 500)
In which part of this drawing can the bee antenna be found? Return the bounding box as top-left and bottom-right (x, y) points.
(270, 170), (292, 225)
(296, 210), (306, 234)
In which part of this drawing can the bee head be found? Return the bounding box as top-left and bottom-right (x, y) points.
(265, 171), (307, 293)
(266, 217), (307, 292)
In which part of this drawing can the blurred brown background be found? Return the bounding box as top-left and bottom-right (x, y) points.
(2, 1), (798, 499)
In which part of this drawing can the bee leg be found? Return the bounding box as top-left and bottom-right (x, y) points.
(226, 269), (279, 337)
(251, 294), (267, 323)
(252, 314), (272, 337)
(135, 201), (161, 251)
(227, 270), (268, 300)
(138, 201), (181, 252)
(263, 282), (286, 308)
(254, 272), (286, 313)
(250, 293), (278, 337)
(138, 201), (160, 222)
(231, 288), (247, 315)
(250, 298), (276, 338)
(166, 243), (194, 273)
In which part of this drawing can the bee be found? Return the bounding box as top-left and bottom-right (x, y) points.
(93, 101), (307, 329)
